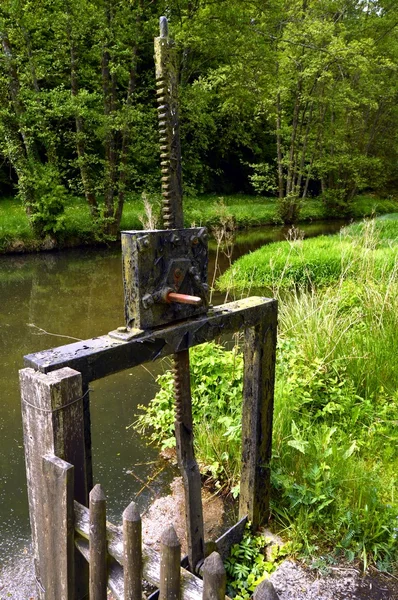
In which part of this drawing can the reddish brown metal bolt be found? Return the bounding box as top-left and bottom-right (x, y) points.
(167, 292), (202, 306)
(174, 268), (182, 279)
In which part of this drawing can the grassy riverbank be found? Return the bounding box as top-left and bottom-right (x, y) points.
(135, 217), (398, 572)
(0, 193), (397, 253)
(218, 215), (398, 292)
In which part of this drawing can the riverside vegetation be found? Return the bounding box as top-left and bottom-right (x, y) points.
(0, 1), (397, 239)
(134, 216), (398, 592)
(0, 193), (397, 253)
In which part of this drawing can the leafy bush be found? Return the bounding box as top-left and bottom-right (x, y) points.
(276, 193), (301, 224)
(134, 342), (243, 489)
(225, 524), (293, 600)
(135, 218), (398, 569)
(25, 163), (67, 237)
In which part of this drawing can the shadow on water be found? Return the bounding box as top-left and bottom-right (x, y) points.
(0, 219), (349, 587)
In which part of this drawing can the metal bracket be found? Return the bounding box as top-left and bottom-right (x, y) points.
(121, 227), (209, 330)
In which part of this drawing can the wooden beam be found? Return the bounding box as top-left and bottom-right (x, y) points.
(239, 306), (278, 530)
(20, 367), (89, 599)
(42, 455), (75, 600)
(24, 297), (276, 383)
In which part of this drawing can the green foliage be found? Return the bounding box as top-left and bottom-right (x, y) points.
(136, 217), (398, 569)
(26, 163), (67, 237)
(225, 525), (293, 600)
(276, 194), (301, 225)
(134, 342), (243, 488)
(0, 0), (397, 235)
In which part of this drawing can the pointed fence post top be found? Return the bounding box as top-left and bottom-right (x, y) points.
(160, 524), (180, 548)
(160, 16), (168, 39)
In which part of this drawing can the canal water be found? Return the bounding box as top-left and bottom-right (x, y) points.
(0, 219), (347, 584)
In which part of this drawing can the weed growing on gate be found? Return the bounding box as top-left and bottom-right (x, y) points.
(133, 217), (398, 573)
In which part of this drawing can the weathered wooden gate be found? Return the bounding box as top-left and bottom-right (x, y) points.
(19, 16), (278, 600)
(20, 294), (277, 599)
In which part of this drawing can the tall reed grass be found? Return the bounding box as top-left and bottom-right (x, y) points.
(135, 218), (398, 570)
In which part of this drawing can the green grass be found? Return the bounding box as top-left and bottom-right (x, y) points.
(135, 218), (398, 571)
(1, 192), (397, 253)
(218, 217), (398, 293)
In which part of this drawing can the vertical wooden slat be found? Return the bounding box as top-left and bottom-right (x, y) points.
(239, 301), (278, 529)
(123, 500), (142, 600)
(159, 525), (181, 600)
(42, 454), (75, 600)
(89, 484), (108, 599)
(173, 349), (205, 573)
(202, 552), (226, 600)
(20, 366), (89, 600)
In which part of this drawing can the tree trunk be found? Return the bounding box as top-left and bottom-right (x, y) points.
(116, 40), (139, 231)
(276, 92), (284, 199)
(286, 80), (302, 196)
(102, 1), (119, 236)
(67, 9), (99, 221)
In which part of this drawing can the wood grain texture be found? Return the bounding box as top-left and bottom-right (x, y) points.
(89, 484), (108, 599)
(42, 455), (75, 600)
(239, 303), (278, 530)
(123, 501), (142, 600)
(24, 297), (277, 383)
(20, 367), (88, 599)
(202, 552), (226, 600)
(75, 501), (204, 600)
(160, 526), (181, 600)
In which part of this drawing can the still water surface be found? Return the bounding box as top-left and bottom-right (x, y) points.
(0, 219), (346, 572)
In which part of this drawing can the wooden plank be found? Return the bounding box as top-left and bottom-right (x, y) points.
(214, 516), (248, 561)
(239, 303), (278, 530)
(74, 501), (204, 600)
(24, 297), (277, 382)
(202, 552), (226, 600)
(89, 484), (108, 600)
(42, 454), (75, 600)
(160, 526), (181, 600)
(123, 501), (142, 600)
(20, 367), (89, 599)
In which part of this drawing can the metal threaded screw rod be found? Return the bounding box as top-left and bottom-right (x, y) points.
(155, 16), (183, 230)
(154, 16), (205, 572)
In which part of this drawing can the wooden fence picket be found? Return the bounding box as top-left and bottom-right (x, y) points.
(123, 500), (142, 600)
(160, 525), (181, 600)
(89, 484), (108, 600)
(202, 552), (226, 600)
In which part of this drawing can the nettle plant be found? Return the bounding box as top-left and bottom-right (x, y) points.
(225, 524), (294, 600)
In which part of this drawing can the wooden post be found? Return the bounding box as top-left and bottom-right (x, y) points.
(239, 302), (278, 530)
(42, 455), (75, 599)
(252, 580), (279, 600)
(174, 350), (205, 573)
(159, 525), (181, 600)
(202, 552), (226, 600)
(89, 484), (108, 600)
(123, 501), (142, 600)
(20, 366), (89, 600)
